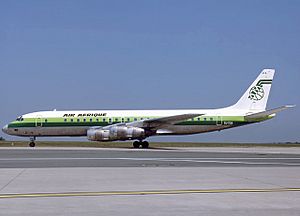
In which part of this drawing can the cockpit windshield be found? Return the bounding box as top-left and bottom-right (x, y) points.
(16, 116), (24, 121)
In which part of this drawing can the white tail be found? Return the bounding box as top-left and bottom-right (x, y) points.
(231, 69), (275, 111)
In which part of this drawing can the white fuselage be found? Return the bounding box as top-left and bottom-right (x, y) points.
(3, 107), (252, 138)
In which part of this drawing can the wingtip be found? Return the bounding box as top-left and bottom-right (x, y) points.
(285, 105), (296, 108)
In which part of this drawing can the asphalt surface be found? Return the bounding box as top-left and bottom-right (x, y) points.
(0, 148), (300, 168)
(1, 147), (300, 216)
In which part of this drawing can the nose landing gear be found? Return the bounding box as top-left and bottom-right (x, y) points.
(29, 137), (36, 147)
(133, 140), (149, 148)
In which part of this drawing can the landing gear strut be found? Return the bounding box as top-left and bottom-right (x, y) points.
(133, 140), (149, 149)
(29, 137), (36, 147)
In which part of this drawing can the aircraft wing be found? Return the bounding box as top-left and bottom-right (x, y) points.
(126, 113), (204, 129)
(245, 105), (295, 120)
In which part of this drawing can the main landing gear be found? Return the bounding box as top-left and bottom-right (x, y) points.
(29, 137), (36, 147)
(133, 140), (149, 149)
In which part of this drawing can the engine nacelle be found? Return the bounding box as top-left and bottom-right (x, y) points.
(87, 126), (145, 141)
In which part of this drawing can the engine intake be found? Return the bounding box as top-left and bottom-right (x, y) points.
(87, 126), (145, 141)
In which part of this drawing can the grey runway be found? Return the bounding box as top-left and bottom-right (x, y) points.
(1, 148), (300, 216)
(0, 148), (300, 168)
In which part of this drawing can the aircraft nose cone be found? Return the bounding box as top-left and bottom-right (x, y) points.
(2, 125), (8, 134)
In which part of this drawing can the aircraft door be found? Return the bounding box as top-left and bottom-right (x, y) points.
(35, 115), (43, 127)
(216, 116), (222, 126)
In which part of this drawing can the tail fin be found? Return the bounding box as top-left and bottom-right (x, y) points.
(231, 69), (275, 111)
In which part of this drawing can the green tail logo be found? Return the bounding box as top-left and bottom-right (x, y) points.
(248, 79), (272, 101)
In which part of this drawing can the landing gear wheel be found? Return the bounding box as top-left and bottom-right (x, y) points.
(141, 141), (149, 148)
(29, 136), (36, 147)
(133, 141), (140, 148)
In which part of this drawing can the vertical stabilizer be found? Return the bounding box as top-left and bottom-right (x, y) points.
(231, 69), (275, 111)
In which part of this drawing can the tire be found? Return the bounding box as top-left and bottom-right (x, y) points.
(141, 141), (149, 148)
(29, 142), (35, 147)
(133, 141), (140, 148)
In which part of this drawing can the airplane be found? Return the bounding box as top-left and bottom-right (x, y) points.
(2, 69), (294, 148)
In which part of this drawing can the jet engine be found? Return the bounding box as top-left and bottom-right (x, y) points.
(87, 126), (145, 141)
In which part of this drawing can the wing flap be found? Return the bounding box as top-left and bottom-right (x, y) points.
(127, 113), (204, 129)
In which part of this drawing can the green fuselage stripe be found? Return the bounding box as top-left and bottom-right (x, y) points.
(8, 115), (253, 128)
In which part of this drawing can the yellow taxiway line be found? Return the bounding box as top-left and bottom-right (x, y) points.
(1, 188), (300, 199)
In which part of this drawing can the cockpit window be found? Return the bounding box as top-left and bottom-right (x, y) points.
(16, 116), (24, 121)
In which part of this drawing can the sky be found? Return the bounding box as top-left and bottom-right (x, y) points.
(0, 0), (299, 143)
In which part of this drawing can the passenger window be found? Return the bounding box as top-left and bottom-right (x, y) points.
(71, 119), (74, 122)
(103, 118), (106, 122)
(204, 118), (207, 121)
(96, 118), (99, 122)
(90, 118), (93, 122)
(109, 118), (112, 123)
(127, 118), (130, 122)
(64, 119), (67, 122)
(197, 118), (200, 121)
(210, 117), (213, 121)
(134, 118), (137, 121)
(121, 118), (124, 123)
(83, 119), (86, 122)
(115, 118), (118, 122)
(77, 119), (80, 122)
(45, 119), (48, 123)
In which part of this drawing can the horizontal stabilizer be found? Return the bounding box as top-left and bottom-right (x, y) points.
(245, 105), (295, 120)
